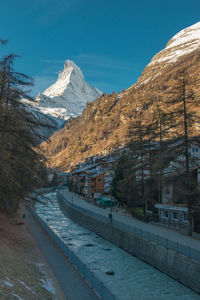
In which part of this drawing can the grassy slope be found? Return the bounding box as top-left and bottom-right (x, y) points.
(0, 212), (65, 300)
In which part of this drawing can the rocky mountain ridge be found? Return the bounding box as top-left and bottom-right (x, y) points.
(40, 22), (200, 171)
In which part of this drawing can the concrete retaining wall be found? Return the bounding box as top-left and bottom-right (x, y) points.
(58, 194), (200, 294)
(35, 186), (66, 194)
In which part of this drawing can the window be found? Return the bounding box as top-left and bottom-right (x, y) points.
(162, 210), (168, 218)
(172, 212), (178, 220)
(165, 189), (170, 195)
(183, 213), (188, 222)
(97, 178), (102, 182)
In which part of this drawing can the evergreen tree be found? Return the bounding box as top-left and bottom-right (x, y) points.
(112, 153), (127, 201)
(51, 173), (59, 186)
(0, 48), (46, 215)
(164, 68), (200, 235)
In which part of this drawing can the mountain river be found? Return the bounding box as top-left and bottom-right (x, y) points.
(35, 192), (200, 300)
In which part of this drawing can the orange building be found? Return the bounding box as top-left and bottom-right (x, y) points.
(90, 172), (104, 194)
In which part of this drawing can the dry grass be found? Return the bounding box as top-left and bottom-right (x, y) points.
(0, 212), (65, 300)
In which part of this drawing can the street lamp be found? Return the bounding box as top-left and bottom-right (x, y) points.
(71, 191), (74, 206)
(109, 195), (113, 225)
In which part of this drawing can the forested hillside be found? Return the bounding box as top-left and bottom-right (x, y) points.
(40, 47), (200, 172)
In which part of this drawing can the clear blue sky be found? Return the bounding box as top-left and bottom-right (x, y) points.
(0, 0), (199, 96)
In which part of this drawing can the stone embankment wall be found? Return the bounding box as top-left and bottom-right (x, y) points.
(58, 193), (200, 294)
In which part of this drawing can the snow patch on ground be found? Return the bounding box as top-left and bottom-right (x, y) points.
(19, 280), (36, 295)
(35, 262), (45, 268)
(36, 263), (56, 296)
(12, 294), (23, 300)
(1, 277), (14, 288)
(40, 278), (56, 295)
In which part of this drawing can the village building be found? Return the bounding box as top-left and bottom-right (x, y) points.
(68, 154), (116, 198)
(154, 142), (200, 233)
(155, 203), (189, 233)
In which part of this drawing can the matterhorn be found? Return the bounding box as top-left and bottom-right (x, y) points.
(22, 60), (102, 140)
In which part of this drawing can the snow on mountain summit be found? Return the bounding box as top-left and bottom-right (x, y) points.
(38, 60), (102, 119)
(136, 22), (200, 86)
(43, 60), (84, 98)
(22, 60), (102, 123)
(166, 22), (200, 51)
(149, 22), (200, 66)
(20, 60), (102, 140)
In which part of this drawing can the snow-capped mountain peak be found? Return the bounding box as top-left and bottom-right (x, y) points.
(166, 22), (200, 51)
(21, 60), (102, 140)
(149, 22), (200, 67)
(43, 60), (84, 98)
(22, 60), (102, 122)
(136, 22), (200, 86)
(36, 59), (102, 118)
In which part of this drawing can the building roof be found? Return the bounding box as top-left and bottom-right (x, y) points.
(90, 171), (105, 179)
(70, 164), (98, 175)
(155, 203), (188, 212)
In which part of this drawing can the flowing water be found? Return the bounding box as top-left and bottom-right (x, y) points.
(35, 192), (200, 300)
